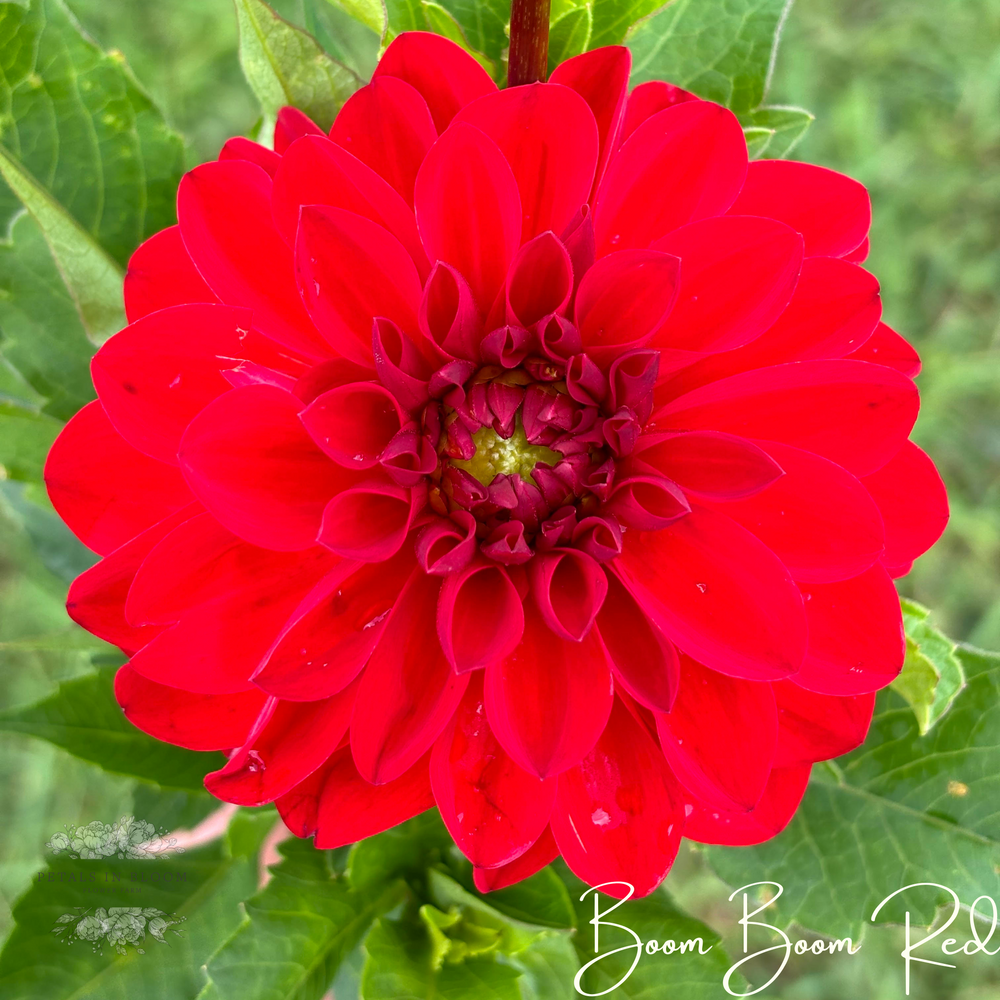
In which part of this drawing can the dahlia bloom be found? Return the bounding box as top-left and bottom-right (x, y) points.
(46, 32), (948, 897)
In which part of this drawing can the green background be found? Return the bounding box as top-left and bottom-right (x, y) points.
(2, 1), (1000, 997)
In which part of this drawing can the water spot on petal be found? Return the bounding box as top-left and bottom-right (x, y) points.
(591, 807), (611, 827)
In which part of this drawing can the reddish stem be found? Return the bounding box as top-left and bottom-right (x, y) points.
(507, 0), (551, 86)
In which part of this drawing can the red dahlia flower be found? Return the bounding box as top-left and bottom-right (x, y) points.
(45, 32), (949, 897)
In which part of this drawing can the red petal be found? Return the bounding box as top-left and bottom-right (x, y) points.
(271, 134), (429, 276)
(862, 441), (948, 567)
(418, 263), (484, 361)
(773, 681), (875, 766)
(295, 206), (423, 365)
(847, 321), (920, 377)
(125, 512), (332, 626)
(596, 571), (679, 714)
(273, 105), (324, 153)
(473, 827), (559, 891)
(67, 504), (198, 653)
(656, 654), (777, 810)
(431, 673), (556, 868)
(635, 431), (783, 501)
(312, 748), (435, 849)
(749, 258), (883, 363)
(127, 542), (334, 694)
(351, 568), (469, 784)
(529, 548), (607, 642)
(123, 225), (216, 323)
(300, 382), (405, 469)
(416, 513), (477, 575)
(616, 507), (807, 681)
(551, 697), (684, 898)
(484, 600), (613, 779)
(575, 249), (679, 363)
(437, 559), (525, 672)
(658, 256), (882, 400)
(506, 232), (574, 328)
(454, 83), (599, 241)
(92, 304), (250, 463)
(683, 764), (811, 846)
(548, 47), (631, 195)
(650, 216), (803, 355)
(845, 236), (869, 264)
(729, 160), (870, 258)
(177, 159), (329, 360)
(652, 360), (919, 478)
(331, 76), (437, 206)
(253, 547), (414, 700)
(274, 757), (328, 837)
(178, 384), (351, 551)
(795, 565), (905, 695)
(374, 31), (497, 132)
(700, 441), (885, 584)
(318, 479), (418, 561)
(205, 682), (357, 806)
(219, 136), (280, 177)
(114, 665), (266, 752)
(604, 469), (691, 530)
(621, 80), (699, 143)
(414, 122), (521, 314)
(594, 101), (747, 254)
(45, 401), (194, 556)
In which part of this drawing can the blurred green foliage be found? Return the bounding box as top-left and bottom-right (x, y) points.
(2, 1), (999, 997)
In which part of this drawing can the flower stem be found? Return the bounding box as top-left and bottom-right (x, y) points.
(507, 0), (551, 86)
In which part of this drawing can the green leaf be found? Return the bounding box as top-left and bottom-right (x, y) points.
(458, 866), (577, 930)
(705, 643), (1000, 938)
(0, 813), (268, 1000)
(426, 868), (554, 954)
(0, 0), (186, 346)
(893, 598), (966, 734)
(589, 0), (661, 50)
(0, 400), (59, 483)
(0, 478), (97, 584)
(0, 211), (96, 420)
(234, 0), (361, 140)
(361, 914), (524, 1000)
(0, 145), (125, 344)
(202, 837), (406, 1000)
(130, 784), (221, 837)
(0, 0), (184, 266)
(347, 810), (453, 893)
(628, 0), (793, 114)
(548, 6), (592, 73)
(430, 0), (509, 80)
(322, 0), (386, 39)
(0, 664), (225, 790)
(421, 2), (496, 77)
(508, 932), (579, 1000)
(383, 0), (427, 39)
(740, 104), (813, 158)
(742, 125), (774, 159)
(299, 0), (380, 81)
(554, 860), (740, 998)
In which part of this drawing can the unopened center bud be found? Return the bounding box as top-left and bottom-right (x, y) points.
(453, 420), (561, 487)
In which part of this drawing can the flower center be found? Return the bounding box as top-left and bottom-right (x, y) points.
(452, 420), (562, 487)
